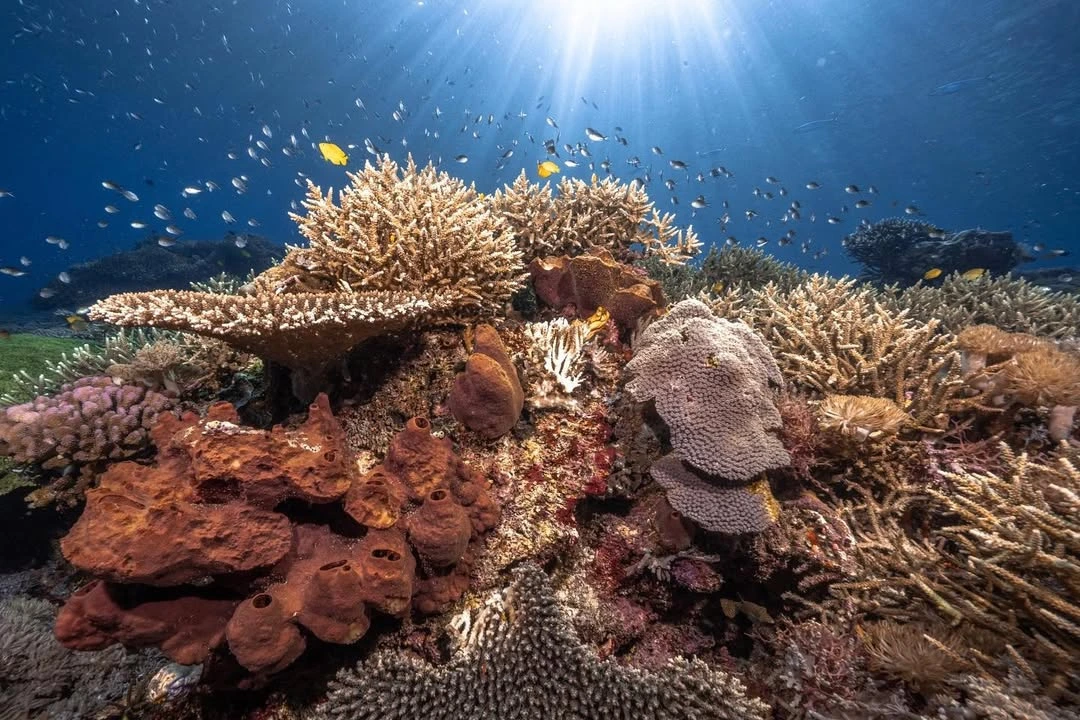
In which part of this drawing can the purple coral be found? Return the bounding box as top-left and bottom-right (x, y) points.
(624, 299), (788, 534)
(625, 298), (789, 480)
(0, 376), (174, 469)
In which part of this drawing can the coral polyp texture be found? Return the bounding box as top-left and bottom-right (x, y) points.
(88, 155), (526, 370)
(625, 298), (788, 534)
(0, 375), (176, 505)
(53, 397), (498, 674)
(315, 563), (769, 720)
(626, 298), (789, 480)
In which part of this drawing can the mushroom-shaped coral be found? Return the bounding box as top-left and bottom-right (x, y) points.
(649, 456), (780, 535)
(955, 324), (1049, 376)
(448, 324), (523, 438)
(817, 394), (911, 442)
(1005, 348), (1080, 441)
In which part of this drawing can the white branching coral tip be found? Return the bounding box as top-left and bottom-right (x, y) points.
(525, 318), (590, 409)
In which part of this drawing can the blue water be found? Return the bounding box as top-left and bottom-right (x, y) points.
(1, 0), (1078, 310)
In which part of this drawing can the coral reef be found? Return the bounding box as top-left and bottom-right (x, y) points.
(53, 398), (498, 674)
(32, 234), (280, 310)
(491, 170), (701, 264)
(1, 594), (164, 720)
(842, 217), (1022, 284)
(716, 274), (981, 431)
(529, 247), (667, 331)
(832, 443), (1080, 696)
(0, 376), (176, 506)
(315, 564), (769, 720)
(447, 324), (523, 438)
(881, 270), (1080, 338)
(89, 156), (525, 371)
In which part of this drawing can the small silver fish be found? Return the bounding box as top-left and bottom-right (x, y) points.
(222, 211), (236, 224)
(104, 205), (120, 213)
(157, 237), (177, 247)
(153, 204), (171, 220)
(131, 221), (148, 229)
(58, 271), (71, 284)
(691, 195), (707, 209)
(121, 189), (139, 202)
(183, 208), (197, 220)
(1, 266), (27, 277)
(585, 127), (606, 142)
(454, 155), (469, 163)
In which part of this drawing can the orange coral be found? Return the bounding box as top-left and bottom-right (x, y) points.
(54, 403), (498, 675)
(448, 324), (523, 438)
(529, 248), (666, 331)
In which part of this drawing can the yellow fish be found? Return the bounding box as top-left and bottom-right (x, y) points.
(711, 281), (725, 294)
(922, 268), (943, 280)
(318, 142), (349, 166)
(66, 314), (89, 332)
(537, 160), (560, 179)
(960, 268), (986, 280)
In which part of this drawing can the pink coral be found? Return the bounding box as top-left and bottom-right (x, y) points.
(0, 376), (174, 470)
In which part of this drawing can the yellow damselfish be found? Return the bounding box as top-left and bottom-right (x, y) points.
(960, 268), (986, 280)
(318, 142), (349, 166)
(922, 268), (943, 280)
(537, 160), (560, 179)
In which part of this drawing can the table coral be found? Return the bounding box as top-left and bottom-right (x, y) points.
(89, 155), (525, 372)
(315, 563), (769, 720)
(53, 397), (499, 674)
(448, 324), (523, 438)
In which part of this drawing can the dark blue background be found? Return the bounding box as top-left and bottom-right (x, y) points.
(1, 0), (1077, 309)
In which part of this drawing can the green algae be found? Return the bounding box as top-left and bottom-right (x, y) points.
(0, 334), (94, 404)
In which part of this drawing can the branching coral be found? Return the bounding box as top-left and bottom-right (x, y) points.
(831, 443), (1080, 697)
(490, 170), (701, 264)
(315, 563), (769, 720)
(881, 271), (1080, 338)
(90, 156), (525, 371)
(718, 275), (982, 432)
(523, 317), (589, 410)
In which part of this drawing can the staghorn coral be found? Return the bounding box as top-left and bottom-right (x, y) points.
(842, 217), (1021, 285)
(490, 170), (701, 264)
(718, 274), (981, 432)
(90, 155), (525, 371)
(831, 443), (1080, 696)
(448, 324), (523, 439)
(315, 563), (769, 720)
(626, 298), (789, 480)
(881, 271), (1080, 338)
